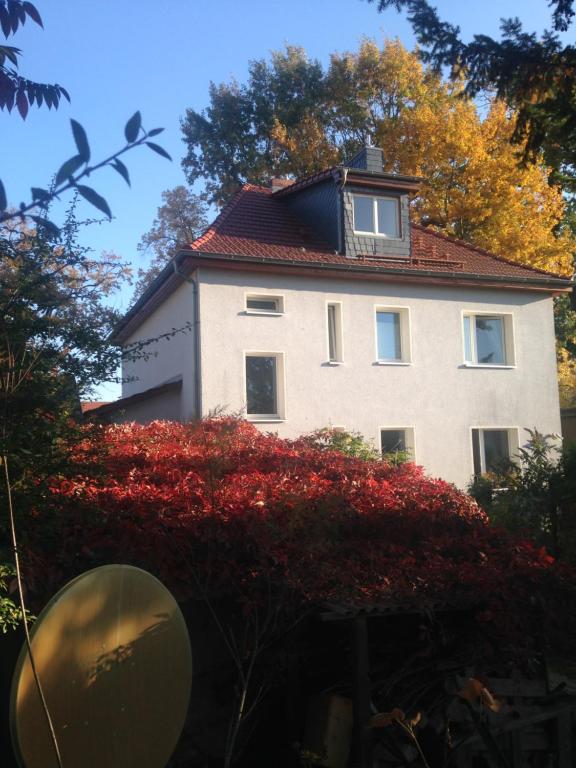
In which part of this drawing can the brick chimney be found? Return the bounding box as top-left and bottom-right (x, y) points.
(346, 146), (385, 173)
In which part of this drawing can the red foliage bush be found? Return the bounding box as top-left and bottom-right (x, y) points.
(33, 418), (576, 656)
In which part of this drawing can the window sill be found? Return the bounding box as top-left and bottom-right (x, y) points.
(247, 416), (286, 423)
(353, 231), (403, 241)
(324, 361), (345, 366)
(461, 363), (516, 369)
(243, 310), (285, 317)
(373, 361), (411, 366)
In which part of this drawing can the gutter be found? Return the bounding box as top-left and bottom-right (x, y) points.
(175, 251), (573, 290)
(112, 249), (572, 344)
(172, 255), (202, 419)
(332, 166), (348, 254)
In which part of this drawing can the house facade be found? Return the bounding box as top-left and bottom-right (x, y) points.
(110, 148), (571, 488)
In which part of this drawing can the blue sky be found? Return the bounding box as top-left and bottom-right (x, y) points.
(1, 0), (557, 397)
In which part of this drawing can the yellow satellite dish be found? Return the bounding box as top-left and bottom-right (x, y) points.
(10, 565), (192, 768)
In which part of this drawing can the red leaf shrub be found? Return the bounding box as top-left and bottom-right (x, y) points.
(33, 418), (576, 657)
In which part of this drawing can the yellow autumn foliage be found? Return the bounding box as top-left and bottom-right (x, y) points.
(558, 346), (576, 408)
(272, 39), (574, 276)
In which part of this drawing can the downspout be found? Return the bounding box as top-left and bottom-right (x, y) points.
(172, 255), (202, 420)
(332, 167), (348, 255)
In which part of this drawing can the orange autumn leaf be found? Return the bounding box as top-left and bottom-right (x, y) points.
(457, 678), (501, 712)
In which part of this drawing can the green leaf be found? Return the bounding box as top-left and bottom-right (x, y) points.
(0, 8), (11, 38)
(55, 154), (84, 186)
(124, 111), (142, 143)
(30, 215), (60, 238)
(147, 127), (164, 137)
(23, 2), (43, 28)
(0, 179), (6, 211)
(16, 89), (28, 119)
(76, 184), (112, 218)
(145, 142), (172, 161)
(0, 45), (21, 66)
(30, 186), (50, 202)
(70, 119), (90, 162)
(111, 158), (130, 186)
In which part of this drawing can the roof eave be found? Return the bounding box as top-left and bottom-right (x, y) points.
(112, 250), (570, 344)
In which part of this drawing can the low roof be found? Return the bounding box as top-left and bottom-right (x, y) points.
(113, 183), (571, 343)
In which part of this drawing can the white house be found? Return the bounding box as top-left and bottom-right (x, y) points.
(107, 148), (571, 487)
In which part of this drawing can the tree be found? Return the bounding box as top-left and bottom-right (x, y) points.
(555, 293), (576, 407)
(0, 204), (125, 479)
(0, 203), (127, 643)
(28, 418), (576, 764)
(134, 186), (208, 299)
(469, 430), (576, 561)
(0, 1), (69, 117)
(367, 0), (576, 188)
(182, 40), (574, 275)
(181, 46), (329, 203)
(0, 2), (171, 232)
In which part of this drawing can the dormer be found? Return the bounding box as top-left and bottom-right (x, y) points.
(274, 146), (421, 261)
(342, 147), (420, 261)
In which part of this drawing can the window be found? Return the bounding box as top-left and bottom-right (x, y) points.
(327, 302), (343, 363)
(463, 313), (514, 366)
(472, 428), (517, 475)
(353, 194), (400, 238)
(375, 307), (411, 363)
(245, 353), (284, 419)
(245, 295), (284, 314)
(380, 428), (414, 462)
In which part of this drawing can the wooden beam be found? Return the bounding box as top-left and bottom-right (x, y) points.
(351, 616), (371, 768)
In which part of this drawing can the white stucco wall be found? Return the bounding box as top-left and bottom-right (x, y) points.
(122, 280), (197, 421)
(197, 268), (561, 488)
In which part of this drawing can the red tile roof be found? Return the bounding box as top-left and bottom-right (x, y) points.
(81, 401), (111, 414)
(189, 184), (337, 264)
(186, 185), (569, 282)
(112, 182), (570, 344)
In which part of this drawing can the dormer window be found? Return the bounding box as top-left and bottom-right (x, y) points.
(352, 194), (401, 238)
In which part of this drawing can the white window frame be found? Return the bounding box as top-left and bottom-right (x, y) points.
(378, 426), (416, 461)
(326, 301), (344, 364)
(243, 351), (286, 422)
(470, 426), (519, 475)
(244, 293), (285, 315)
(374, 306), (412, 365)
(352, 193), (402, 239)
(462, 311), (515, 368)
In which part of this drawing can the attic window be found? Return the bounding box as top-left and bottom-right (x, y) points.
(353, 194), (401, 238)
(245, 295), (284, 314)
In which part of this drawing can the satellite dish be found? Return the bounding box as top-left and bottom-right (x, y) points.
(10, 565), (192, 768)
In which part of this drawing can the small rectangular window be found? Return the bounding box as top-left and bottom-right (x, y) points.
(463, 313), (513, 366)
(246, 295), (284, 313)
(375, 307), (410, 363)
(472, 428), (516, 475)
(353, 195), (400, 238)
(245, 353), (284, 420)
(327, 302), (343, 362)
(380, 428), (414, 462)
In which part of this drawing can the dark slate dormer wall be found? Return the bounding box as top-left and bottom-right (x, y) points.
(346, 146), (385, 173)
(342, 188), (411, 260)
(281, 178), (340, 252)
(343, 147), (411, 261)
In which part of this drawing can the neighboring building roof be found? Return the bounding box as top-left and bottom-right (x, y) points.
(82, 379), (183, 419)
(113, 181), (572, 344)
(81, 401), (111, 414)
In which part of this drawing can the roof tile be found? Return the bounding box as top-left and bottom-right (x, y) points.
(186, 185), (568, 282)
